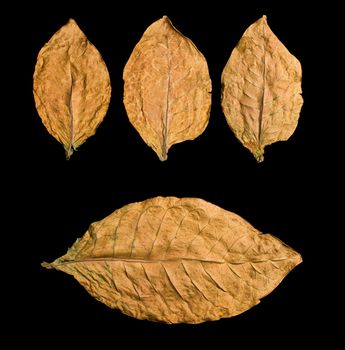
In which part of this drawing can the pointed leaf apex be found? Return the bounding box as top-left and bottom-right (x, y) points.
(41, 261), (53, 269)
(67, 18), (77, 26)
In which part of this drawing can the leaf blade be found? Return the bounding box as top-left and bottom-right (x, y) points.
(123, 16), (212, 161)
(43, 197), (301, 324)
(33, 19), (111, 158)
(221, 16), (303, 162)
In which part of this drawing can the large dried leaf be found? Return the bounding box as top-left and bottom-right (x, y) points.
(43, 197), (301, 324)
(123, 16), (212, 161)
(221, 16), (303, 162)
(33, 19), (111, 159)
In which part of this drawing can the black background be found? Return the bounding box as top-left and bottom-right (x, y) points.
(8, 0), (334, 347)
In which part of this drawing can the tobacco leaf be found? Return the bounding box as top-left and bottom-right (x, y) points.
(43, 196), (301, 324)
(33, 19), (111, 159)
(123, 16), (212, 161)
(221, 16), (303, 162)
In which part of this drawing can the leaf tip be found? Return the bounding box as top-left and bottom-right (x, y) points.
(256, 156), (264, 163)
(287, 247), (302, 268)
(253, 148), (265, 163)
(67, 18), (77, 26)
(158, 145), (168, 161)
(159, 154), (168, 162)
(160, 15), (173, 28)
(41, 261), (53, 269)
(257, 15), (268, 27)
(66, 18), (82, 33)
(65, 145), (74, 160)
(162, 15), (170, 21)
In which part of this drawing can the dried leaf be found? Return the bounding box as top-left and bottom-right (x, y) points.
(123, 16), (212, 161)
(33, 19), (111, 159)
(221, 16), (303, 162)
(43, 196), (301, 324)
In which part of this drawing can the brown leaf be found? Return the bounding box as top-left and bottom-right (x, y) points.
(221, 16), (303, 162)
(33, 19), (111, 159)
(43, 196), (301, 324)
(123, 16), (212, 161)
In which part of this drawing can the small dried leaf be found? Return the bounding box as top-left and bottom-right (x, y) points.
(221, 16), (303, 162)
(43, 197), (301, 324)
(33, 19), (111, 159)
(123, 16), (212, 161)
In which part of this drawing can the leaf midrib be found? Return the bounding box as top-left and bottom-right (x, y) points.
(67, 60), (75, 158)
(258, 19), (266, 147)
(55, 256), (291, 266)
(161, 34), (172, 160)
